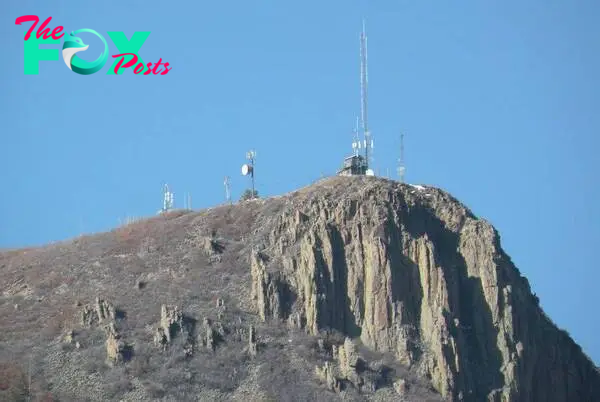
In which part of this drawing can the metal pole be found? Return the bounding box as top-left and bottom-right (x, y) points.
(251, 155), (255, 198)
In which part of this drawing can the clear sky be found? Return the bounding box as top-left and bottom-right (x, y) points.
(2, 1), (599, 364)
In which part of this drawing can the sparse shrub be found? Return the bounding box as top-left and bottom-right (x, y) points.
(60, 342), (73, 352)
(42, 319), (64, 340)
(293, 332), (324, 363)
(190, 343), (250, 392)
(144, 381), (165, 398)
(0, 363), (27, 401)
(130, 345), (153, 377)
(81, 346), (109, 374)
(240, 189), (259, 201)
(104, 367), (132, 399)
(37, 392), (56, 402)
(105, 378), (131, 399)
(319, 328), (347, 352)
(157, 366), (190, 389)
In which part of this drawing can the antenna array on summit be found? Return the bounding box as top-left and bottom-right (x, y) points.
(115, 19), (401, 231)
(159, 184), (174, 214)
(338, 20), (375, 177)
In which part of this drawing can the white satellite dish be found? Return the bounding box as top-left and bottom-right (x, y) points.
(241, 164), (253, 176)
(366, 169), (375, 176)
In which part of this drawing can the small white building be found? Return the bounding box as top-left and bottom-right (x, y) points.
(337, 154), (367, 176)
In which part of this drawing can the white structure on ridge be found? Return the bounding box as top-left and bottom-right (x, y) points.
(398, 133), (406, 183)
(224, 176), (231, 204)
(161, 184), (174, 213)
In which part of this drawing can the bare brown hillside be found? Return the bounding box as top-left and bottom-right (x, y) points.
(1, 176), (598, 401)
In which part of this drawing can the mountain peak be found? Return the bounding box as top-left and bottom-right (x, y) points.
(1, 176), (598, 401)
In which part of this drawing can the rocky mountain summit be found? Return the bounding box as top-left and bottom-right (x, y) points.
(1, 176), (598, 401)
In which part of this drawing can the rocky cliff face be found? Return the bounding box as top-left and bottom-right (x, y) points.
(0, 176), (598, 401)
(249, 176), (600, 401)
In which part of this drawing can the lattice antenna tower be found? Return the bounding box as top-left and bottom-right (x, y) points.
(351, 116), (361, 157)
(224, 176), (231, 204)
(183, 192), (192, 210)
(162, 184), (174, 212)
(397, 133), (406, 183)
(360, 20), (374, 172)
(241, 150), (256, 199)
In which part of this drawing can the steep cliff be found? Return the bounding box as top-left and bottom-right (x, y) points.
(0, 176), (597, 401)
(249, 176), (600, 401)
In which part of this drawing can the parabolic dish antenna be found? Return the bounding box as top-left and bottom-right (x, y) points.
(242, 164), (253, 176)
(366, 169), (375, 176)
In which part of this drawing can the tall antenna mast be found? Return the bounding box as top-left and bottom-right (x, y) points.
(224, 176), (231, 204)
(398, 133), (406, 183)
(351, 116), (361, 157)
(360, 19), (372, 171)
(162, 184), (174, 213)
(248, 151), (255, 196)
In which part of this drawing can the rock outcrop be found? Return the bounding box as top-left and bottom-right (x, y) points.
(81, 297), (116, 327)
(154, 304), (196, 358)
(154, 304), (184, 348)
(248, 177), (600, 401)
(105, 322), (126, 365)
(316, 337), (378, 393)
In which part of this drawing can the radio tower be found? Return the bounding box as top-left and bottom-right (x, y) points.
(397, 133), (406, 183)
(351, 116), (361, 157)
(360, 20), (373, 172)
(162, 184), (174, 213)
(224, 176), (231, 204)
(241, 151), (256, 199)
(247, 151), (256, 197)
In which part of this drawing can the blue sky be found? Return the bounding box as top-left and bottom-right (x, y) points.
(1, 1), (599, 363)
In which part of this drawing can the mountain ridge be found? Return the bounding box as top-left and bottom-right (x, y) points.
(1, 176), (598, 401)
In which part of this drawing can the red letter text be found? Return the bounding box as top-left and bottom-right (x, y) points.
(15, 15), (39, 40)
(111, 53), (139, 74)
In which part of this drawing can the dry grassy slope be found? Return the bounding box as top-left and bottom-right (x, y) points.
(0, 176), (597, 402)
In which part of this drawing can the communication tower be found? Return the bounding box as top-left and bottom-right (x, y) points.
(337, 21), (375, 177)
(338, 118), (367, 176)
(224, 176), (231, 204)
(183, 192), (192, 210)
(397, 133), (406, 183)
(352, 116), (361, 157)
(241, 150), (256, 198)
(161, 184), (174, 213)
(360, 20), (374, 173)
